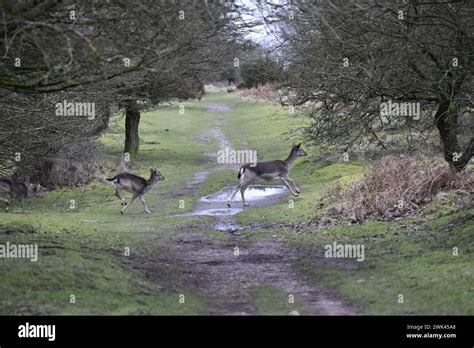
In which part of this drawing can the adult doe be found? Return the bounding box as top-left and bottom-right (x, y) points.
(106, 168), (164, 214)
(0, 177), (44, 212)
(227, 143), (307, 207)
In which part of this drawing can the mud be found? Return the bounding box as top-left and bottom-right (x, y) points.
(171, 231), (356, 315)
(135, 102), (357, 315)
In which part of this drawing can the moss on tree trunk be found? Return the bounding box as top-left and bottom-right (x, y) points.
(436, 100), (473, 172)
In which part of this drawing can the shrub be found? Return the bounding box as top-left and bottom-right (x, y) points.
(238, 84), (280, 102)
(326, 156), (473, 222)
(239, 58), (282, 88)
(29, 138), (105, 187)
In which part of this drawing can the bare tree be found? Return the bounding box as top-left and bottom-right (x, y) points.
(0, 0), (246, 183)
(268, 0), (473, 171)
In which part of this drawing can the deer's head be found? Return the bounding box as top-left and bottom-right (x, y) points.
(149, 168), (165, 182)
(292, 143), (307, 157)
(28, 183), (44, 198)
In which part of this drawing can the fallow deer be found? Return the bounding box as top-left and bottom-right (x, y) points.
(106, 168), (164, 214)
(0, 177), (44, 212)
(227, 143), (307, 207)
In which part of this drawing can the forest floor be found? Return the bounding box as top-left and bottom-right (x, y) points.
(0, 92), (472, 315)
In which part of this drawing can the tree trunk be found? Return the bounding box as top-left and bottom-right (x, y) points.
(124, 100), (140, 155)
(435, 100), (472, 171)
(91, 104), (111, 136)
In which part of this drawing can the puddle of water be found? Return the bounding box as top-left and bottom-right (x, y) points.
(214, 222), (241, 232)
(171, 185), (288, 224)
(183, 208), (242, 216)
(201, 185), (287, 203)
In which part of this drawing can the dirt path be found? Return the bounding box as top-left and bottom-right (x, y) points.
(184, 103), (238, 192)
(171, 231), (356, 315)
(158, 101), (357, 315)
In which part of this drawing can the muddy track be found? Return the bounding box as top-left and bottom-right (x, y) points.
(171, 231), (356, 315)
(146, 102), (357, 315)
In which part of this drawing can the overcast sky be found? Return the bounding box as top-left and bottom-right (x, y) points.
(237, 0), (281, 47)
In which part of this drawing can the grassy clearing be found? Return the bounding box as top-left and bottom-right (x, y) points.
(0, 98), (218, 314)
(285, 208), (473, 315)
(215, 94), (473, 315)
(0, 92), (471, 315)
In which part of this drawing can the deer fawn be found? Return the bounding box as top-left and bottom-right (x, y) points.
(106, 168), (164, 214)
(227, 143), (307, 207)
(0, 177), (44, 212)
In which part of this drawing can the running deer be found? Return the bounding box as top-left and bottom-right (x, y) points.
(106, 168), (164, 214)
(0, 177), (44, 212)
(227, 143), (307, 207)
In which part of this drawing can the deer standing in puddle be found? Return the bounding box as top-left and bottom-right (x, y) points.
(227, 143), (307, 207)
(106, 168), (164, 214)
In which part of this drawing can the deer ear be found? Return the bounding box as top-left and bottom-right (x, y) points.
(297, 143), (301, 148)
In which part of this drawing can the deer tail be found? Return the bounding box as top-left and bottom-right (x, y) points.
(106, 175), (118, 183)
(238, 167), (245, 179)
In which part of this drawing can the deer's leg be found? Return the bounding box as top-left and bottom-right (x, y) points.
(281, 178), (299, 197)
(0, 195), (11, 212)
(228, 171), (256, 207)
(238, 174), (257, 207)
(139, 194), (151, 214)
(240, 185), (251, 206)
(286, 177), (300, 194)
(115, 189), (127, 206)
(121, 193), (139, 214)
(227, 184), (241, 207)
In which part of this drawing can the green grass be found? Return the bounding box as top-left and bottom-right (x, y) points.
(0, 92), (472, 315)
(206, 93), (474, 315)
(251, 286), (305, 315)
(0, 98), (218, 315)
(280, 208), (472, 315)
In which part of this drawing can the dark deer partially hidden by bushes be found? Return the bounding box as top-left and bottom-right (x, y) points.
(0, 178), (44, 212)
